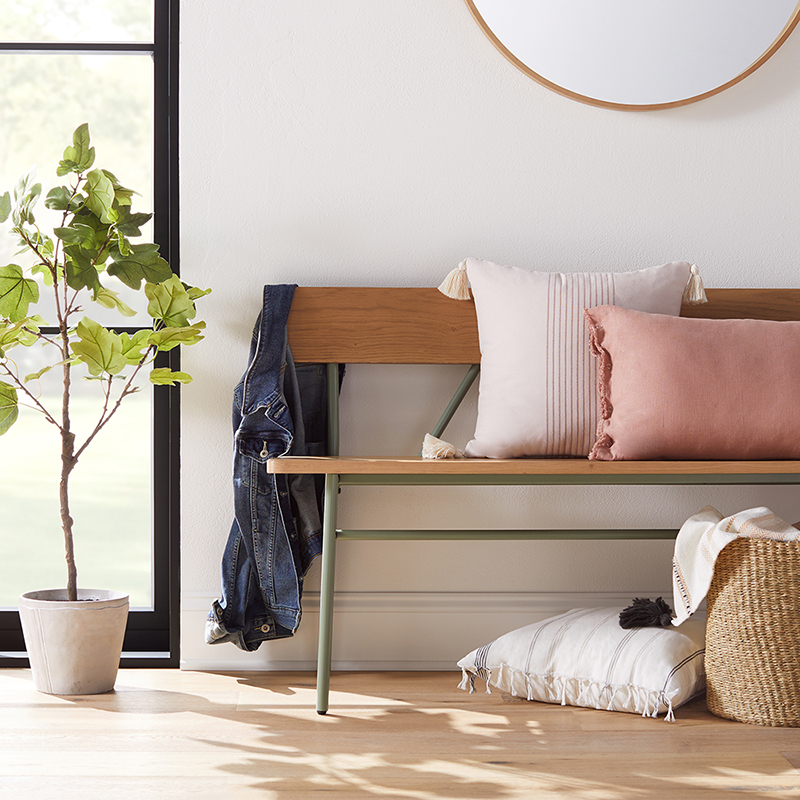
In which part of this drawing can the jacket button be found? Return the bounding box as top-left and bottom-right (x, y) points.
(260, 623), (271, 633)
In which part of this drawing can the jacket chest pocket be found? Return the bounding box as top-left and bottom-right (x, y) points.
(236, 436), (288, 495)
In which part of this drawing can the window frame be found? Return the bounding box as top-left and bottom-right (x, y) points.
(0, 0), (180, 668)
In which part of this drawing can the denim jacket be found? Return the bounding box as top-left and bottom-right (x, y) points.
(206, 284), (336, 650)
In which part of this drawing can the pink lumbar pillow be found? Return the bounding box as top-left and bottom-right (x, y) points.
(458, 258), (697, 458)
(585, 305), (800, 460)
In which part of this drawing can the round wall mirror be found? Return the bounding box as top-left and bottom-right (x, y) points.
(465, 0), (800, 110)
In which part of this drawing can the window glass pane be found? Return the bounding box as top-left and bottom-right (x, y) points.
(0, 348), (153, 609)
(0, 52), (154, 321)
(0, 46), (155, 612)
(3, 0), (153, 43)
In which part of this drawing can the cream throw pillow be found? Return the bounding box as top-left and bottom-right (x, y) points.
(457, 607), (706, 720)
(463, 258), (694, 457)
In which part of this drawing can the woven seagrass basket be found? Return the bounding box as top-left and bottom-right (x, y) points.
(705, 537), (800, 727)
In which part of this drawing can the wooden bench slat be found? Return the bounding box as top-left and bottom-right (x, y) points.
(680, 288), (800, 321)
(288, 287), (480, 364)
(267, 456), (800, 475)
(287, 287), (800, 364)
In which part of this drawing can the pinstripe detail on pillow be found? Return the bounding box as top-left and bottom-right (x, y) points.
(659, 648), (705, 710)
(458, 607), (706, 721)
(546, 272), (615, 455)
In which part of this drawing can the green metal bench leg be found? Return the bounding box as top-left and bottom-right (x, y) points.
(316, 472), (339, 715)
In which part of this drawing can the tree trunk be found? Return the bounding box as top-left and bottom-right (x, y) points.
(60, 430), (78, 602)
(59, 327), (78, 602)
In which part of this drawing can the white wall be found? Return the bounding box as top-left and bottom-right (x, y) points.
(178, 1), (800, 670)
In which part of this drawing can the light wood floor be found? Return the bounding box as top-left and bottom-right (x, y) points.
(2, 669), (799, 799)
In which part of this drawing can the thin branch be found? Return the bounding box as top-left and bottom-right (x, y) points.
(15, 399), (62, 428)
(52, 179), (83, 266)
(17, 228), (56, 283)
(20, 326), (62, 349)
(64, 288), (83, 318)
(72, 347), (154, 462)
(0, 361), (61, 429)
(91, 227), (116, 269)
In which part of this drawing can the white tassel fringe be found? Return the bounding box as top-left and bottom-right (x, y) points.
(437, 260), (471, 300)
(682, 263), (707, 305)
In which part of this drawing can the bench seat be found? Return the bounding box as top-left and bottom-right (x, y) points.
(268, 456), (800, 477)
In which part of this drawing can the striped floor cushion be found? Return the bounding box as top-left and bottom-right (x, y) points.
(458, 607), (705, 721)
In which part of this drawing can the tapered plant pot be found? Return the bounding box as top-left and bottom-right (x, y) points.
(18, 589), (129, 695)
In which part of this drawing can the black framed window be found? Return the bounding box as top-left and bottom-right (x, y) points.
(0, 0), (179, 666)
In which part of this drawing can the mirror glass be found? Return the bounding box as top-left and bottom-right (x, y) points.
(467, 0), (800, 109)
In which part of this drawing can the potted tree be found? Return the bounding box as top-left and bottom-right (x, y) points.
(0, 124), (207, 694)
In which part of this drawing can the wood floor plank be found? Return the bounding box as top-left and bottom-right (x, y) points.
(2, 669), (800, 799)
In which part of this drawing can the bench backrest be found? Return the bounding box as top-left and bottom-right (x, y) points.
(286, 287), (800, 364)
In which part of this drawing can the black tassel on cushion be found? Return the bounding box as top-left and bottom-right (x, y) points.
(619, 597), (674, 629)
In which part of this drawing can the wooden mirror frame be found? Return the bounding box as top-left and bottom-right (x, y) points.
(465, 0), (800, 110)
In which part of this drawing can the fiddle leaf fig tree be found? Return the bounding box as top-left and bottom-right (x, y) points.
(0, 124), (209, 602)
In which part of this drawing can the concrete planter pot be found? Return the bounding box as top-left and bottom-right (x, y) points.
(18, 589), (129, 695)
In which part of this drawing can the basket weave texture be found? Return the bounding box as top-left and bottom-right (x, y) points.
(706, 538), (800, 727)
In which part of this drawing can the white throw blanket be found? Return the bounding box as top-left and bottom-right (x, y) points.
(672, 505), (800, 626)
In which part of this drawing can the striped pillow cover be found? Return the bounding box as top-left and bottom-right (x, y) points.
(463, 258), (692, 458)
(458, 607), (706, 720)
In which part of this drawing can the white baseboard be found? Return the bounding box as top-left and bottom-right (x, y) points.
(180, 589), (673, 672)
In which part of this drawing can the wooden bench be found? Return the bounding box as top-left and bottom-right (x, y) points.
(268, 286), (800, 713)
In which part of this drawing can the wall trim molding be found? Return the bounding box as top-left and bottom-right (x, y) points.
(182, 589), (671, 615)
(181, 589), (677, 671)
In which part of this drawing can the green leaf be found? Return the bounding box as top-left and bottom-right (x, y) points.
(12, 172), (42, 226)
(0, 264), (40, 322)
(45, 186), (76, 212)
(53, 224), (93, 244)
(31, 260), (60, 287)
(119, 330), (152, 364)
(24, 364), (56, 382)
(0, 381), (18, 435)
(65, 212), (112, 265)
(115, 206), (152, 237)
(84, 168), (116, 224)
(17, 227), (54, 262)
(184, 283), (212, 301)
(13, 170), (40, 204)
(0, 318), (38, 355)
(64, 251), (102, 294)
(0, 192), (10, 223)
(149, 321), (206, 351)
(102, 170), (136, 207)
(107, 243), (172, 289)
(57, 123), (96, 176)
(115, 229), (132, 257)
(145, 274), (197, 327)
(71, 318), (127, 376)
(149, 367), (193, 386)
(93, 286), (137, 317)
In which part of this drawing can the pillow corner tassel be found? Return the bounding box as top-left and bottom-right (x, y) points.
(437, 260), (472, 300)
(682, 264), (707, 305)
